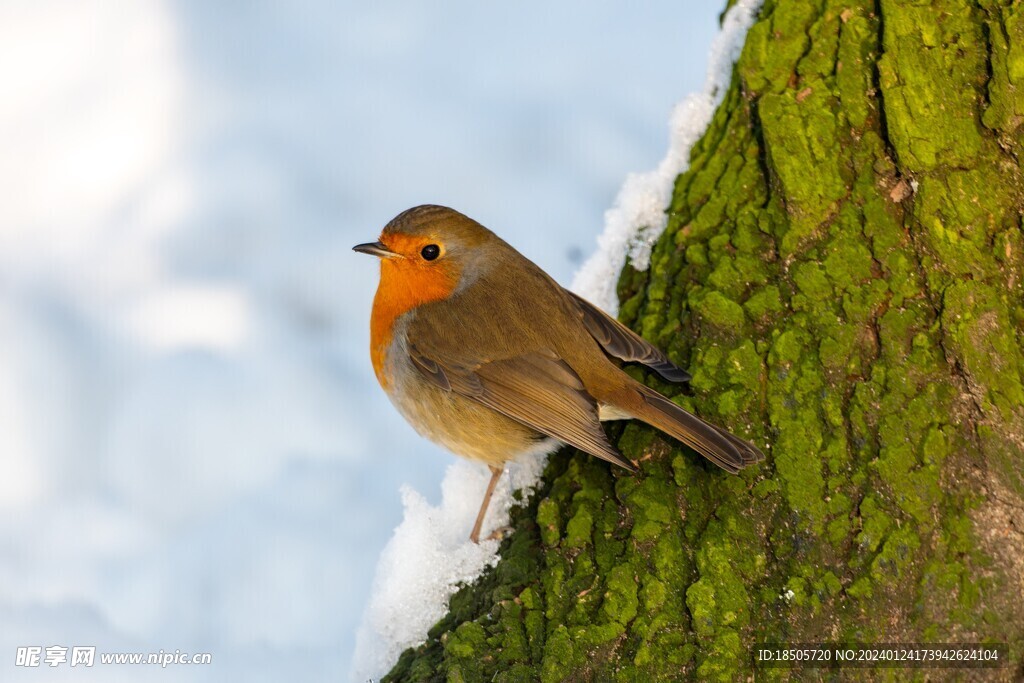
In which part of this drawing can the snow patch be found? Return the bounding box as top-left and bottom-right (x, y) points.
(572, 0), (764, 314)
(350, 456), (546, 681)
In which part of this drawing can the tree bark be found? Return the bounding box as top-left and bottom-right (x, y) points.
(383, 0), (1024, 680)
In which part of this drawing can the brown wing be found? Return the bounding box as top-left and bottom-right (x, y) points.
(568, 291), (691, 383)
(409, 345), (637, 472)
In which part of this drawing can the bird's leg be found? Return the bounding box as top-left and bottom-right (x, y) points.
(469, 465), (503, 544)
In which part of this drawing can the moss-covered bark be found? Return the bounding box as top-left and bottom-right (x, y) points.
(382, 1), (1024, 680)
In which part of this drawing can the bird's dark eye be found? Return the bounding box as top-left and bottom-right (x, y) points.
(421, 244), (441, 261)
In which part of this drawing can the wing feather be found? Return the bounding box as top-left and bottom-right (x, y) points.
(409, 345), (637, 472)
(568, 291), (691, 383)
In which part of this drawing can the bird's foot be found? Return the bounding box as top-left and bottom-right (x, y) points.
(469, 525), (513, 544)
(485, 525), (513, 542)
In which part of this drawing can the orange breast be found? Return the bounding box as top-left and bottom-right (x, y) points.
(370, 259), (457, 389)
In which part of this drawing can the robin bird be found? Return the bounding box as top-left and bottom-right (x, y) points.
(355, 205), (763, 543)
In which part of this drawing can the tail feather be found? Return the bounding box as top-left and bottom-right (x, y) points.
(632, 386), (764, 473)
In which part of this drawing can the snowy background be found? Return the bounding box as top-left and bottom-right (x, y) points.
(1, 1), (725, 681)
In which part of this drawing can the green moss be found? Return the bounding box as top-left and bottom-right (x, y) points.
(857, 494), (891, 554)
(685, 243), (708, 267)
(692, 289), (746, 335)
(942, 282), (1024, 418)
(739, 1), (818, 94)
(820, 570), (842, 596)
(540, 625), (583, 682)
(563, 504), (593, 549)
(877, 0), (986, 170)
(685, 580), (718, 639)
(724, 340), (763, 389)
(619, 476), (675, 543)
(818, 326), (858, 375)
(836, 9), (877, 129)
(743, 285), (784, 320)
(444, 622), (487, 662)
(760, 86), (849, 253)
(602, 564), (640, 626)
(535, 499), (560, 548)
(753, 478), (779, 499)
(980, 1), (1024, 136)
(870, 527), (921, 585)
(791, 261), (832, 302)
(823, 231), (874, 290)
(695, 630), (744, 681)
(847, 576), (873, 600)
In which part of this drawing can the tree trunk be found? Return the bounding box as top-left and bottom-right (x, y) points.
(383, 0), (1024, 680)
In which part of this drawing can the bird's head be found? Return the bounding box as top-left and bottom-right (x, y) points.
(353, 205), (497, 312)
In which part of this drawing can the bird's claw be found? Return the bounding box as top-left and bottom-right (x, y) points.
(471, 525), (513, 544)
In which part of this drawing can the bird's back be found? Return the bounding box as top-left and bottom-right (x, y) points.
(407, 239), (613, 384)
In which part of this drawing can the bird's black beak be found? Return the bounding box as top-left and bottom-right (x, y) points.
(352, 241), (397, 258)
